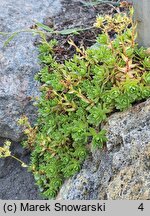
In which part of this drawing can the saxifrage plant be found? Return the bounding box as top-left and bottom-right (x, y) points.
(0, 140), (28, 167)
(18, 8), (150, 198)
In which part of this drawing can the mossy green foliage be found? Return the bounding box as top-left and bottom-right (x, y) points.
(19, 9), (150, 198)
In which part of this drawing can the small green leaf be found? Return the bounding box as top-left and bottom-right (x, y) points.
(59, 28), (82, 35)
(36, 22), (54, 32)
(4, 32), (18, 47)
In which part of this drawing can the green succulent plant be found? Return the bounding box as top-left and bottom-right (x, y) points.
(19, 8), (150, 199)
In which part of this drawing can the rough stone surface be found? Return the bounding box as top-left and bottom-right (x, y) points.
(0, 0), (61, 141)
(57, 100), (150, 200)
(0, 0), (61, 200)
(0, 139), (44, 200)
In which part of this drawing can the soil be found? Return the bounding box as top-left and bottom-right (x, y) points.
(0, 0), (127, 200)
(43, 0), (125, 62)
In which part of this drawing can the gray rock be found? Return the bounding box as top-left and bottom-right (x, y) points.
(57, 100), (150, 200)
(0, 138), (43, 199)
(0, 157), (43, 200)
(0, 0), (61, 141)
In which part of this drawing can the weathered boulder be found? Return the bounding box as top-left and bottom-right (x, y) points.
(57, 100), (150, 200)
(0, 0), (61, 141)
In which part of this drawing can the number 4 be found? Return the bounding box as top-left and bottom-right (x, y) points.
(138, 203), (144, 211)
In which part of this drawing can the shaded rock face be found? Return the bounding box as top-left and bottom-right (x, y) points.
(0, 138), (44, 199)
(57, 100), (150, 200)
(0, 0), (61, 141)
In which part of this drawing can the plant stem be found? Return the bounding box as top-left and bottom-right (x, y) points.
(80, 0), (121, 7)
(11, 155), (28, 167)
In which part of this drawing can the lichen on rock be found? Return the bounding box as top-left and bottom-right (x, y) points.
(107, 143), (150, 200)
